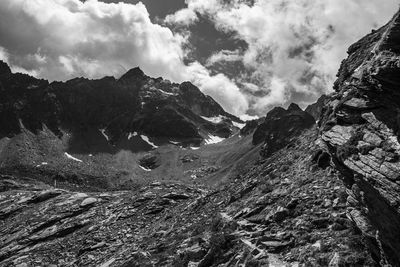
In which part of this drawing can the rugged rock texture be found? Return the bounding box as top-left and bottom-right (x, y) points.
(4, 8), (400, 266)
(0, 61), (242, 152)
(253, 103), (315, 156)
(320, 10), (400, 266)
(0, 129), (372, 266)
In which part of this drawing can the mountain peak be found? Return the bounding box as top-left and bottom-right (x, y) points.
(287, 103), (302, 112)
(118, 67), (145, 82)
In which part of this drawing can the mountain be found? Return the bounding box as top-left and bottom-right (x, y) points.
(319, 10), (400, 266)
(2, 8), (400, 267)
(0, 60), (368, 266)
(0, 62), (249, 190)
(253, 103), (315, 157)
(0, 62), (241, 150)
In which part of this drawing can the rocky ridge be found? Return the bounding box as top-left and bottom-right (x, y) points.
(320, 9), (400, 266)
(0, 61), (241, 153)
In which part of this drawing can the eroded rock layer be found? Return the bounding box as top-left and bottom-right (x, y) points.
(320, 10), (400, 266)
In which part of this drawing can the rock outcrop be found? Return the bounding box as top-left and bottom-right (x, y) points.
(320, 10), (400, 266)
(253, 103), (315, 156)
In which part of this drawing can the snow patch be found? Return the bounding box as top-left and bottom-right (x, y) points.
(141, 135), (158, 148)
(35, 162), (48, 167)
(201, 115), (224, 124)
(169, 141), (180, 145)
(239, 114), (259, 121)
(190, 146), (200, 150)
(205, 135), (225, 145)
(64, 152), (83, 163)
(128, 132), (138, 140)
(159, 89), (177, 96)
(232, 121), (246, 129)
(139, 165), (152, 172)
(99, 128), (109, 141)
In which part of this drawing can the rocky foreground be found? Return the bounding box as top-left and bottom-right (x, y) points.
(0, 128), (371, 266)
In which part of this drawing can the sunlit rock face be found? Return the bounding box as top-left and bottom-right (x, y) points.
(320, 9), (400, 265)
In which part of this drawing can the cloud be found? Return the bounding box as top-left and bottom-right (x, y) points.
(0, 0), (188, 81)
(0, 0), (248, 115)
(186, 62), (248, 115)
(165, 8), (198, 26)
(206, 49), (242, 66)
(178, 0), (399, 113)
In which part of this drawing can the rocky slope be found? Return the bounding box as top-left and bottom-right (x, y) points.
(0, 128), (371, 266)
(319, 9), (400, 266)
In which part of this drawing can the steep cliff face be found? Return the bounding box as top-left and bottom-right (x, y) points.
(320, 10), (400, 266)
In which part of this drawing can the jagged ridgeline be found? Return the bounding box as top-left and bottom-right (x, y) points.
(0, 62), (241, 150)
(1, 8), (400, 267)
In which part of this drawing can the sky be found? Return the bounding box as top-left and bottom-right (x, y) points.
(0, 0), (398, 118)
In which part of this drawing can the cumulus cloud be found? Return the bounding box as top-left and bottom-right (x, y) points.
(186, 62), (248, 114)
(0, 0), (248, 115)
(0, 0), (188, 81)
(206, 49), (243, 66)
(165, 8), (198, 26)
(178, 0), (399, 113)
